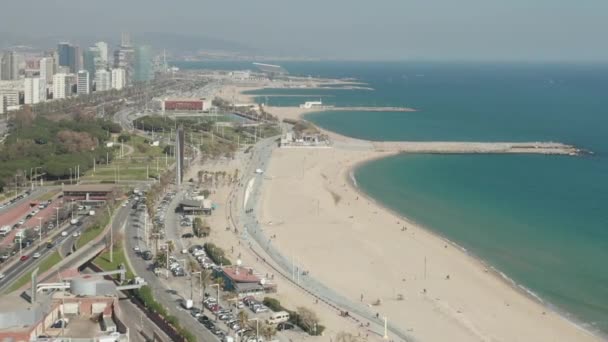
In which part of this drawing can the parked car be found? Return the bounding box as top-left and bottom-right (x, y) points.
(277, 322), (295, 331)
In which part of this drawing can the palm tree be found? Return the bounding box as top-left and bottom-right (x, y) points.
(199, 270), (212, 312)
(237, 310), (249, 330)
(260, 323), (276, 341)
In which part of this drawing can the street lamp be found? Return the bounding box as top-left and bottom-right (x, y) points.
(191, 271), (203, 310)
(55, 207), (60, 229)
(248, 318), (260, 341)
(37, 217), (43, 242)
(210, 283), (221, 321)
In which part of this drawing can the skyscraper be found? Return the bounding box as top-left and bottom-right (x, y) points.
(83, 50), (96, 85)
(95, 69), (111, 92)
(52, 73), (69, 99)
(113, 33), (135, 85)
(57, 43), (81, 73)
(24, 77), (42, 104)
(77, 70), (90, 95)
(94, 41), (109, 65)
(0, 51), (18, 80)
(134, 45), (154, 83)
(39, 57), (54, 84)
(111, 68), (126, 90)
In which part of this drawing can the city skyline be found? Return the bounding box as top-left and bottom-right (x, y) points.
(1, 0), (607, 61)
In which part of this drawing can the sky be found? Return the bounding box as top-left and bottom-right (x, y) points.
(1, 0), (607, 61)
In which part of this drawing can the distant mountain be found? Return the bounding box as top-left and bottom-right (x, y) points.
(0, 31), (254, 54)
(134, 32), (255, 54)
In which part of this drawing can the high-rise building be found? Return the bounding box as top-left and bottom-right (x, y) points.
(57, 43), (81, 73)
(95, 41), (109, 65)
(0, 95), (5, 114)
(134, 45), (153, 82)
(1, 51), (18, 80)
(113, 33), (135, 85)
(52, 73), (70, 99)
(111, 68), (126, 90)
(39, 57), (54, 84)
(83, 50), (96, 85)
(95, 69), (111, 92)
(77, 70), (90, 95)
(24, 77), (42, 104)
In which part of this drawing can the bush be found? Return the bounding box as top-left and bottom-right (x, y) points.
(204, 242), (231, 265)
(262, 297), (324, 335)
(263, 297), (283, 312)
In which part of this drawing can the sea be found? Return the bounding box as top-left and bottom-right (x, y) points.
(175, 61), (608, 336)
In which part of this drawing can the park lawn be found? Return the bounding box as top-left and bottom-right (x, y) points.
(128, 134), (167, 158)
(93, 242), (135, 280)
(7, 251), (62, 293)
(81, 164), (165, 181)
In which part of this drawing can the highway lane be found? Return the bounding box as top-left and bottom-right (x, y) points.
(0, 219), (83, 293)
(0, 202), (133, 293)
(0, 187), (46, 216)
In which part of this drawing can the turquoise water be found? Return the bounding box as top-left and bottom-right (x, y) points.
(179, 61), (608, 335)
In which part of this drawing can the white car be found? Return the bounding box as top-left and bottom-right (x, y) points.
(61, 231), (68, 237)
(33, 252), (41, 259)
(72, 232), (81, 237)
(0, 273), (5, 280)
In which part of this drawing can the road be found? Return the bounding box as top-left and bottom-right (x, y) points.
(0, 218), (81, 293)
(0, 199), (133, 293)
(124, 197), (220, 342)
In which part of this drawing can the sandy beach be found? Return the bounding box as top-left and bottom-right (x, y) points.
(213, 83), (602, 341)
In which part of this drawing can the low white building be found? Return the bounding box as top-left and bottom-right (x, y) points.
(77, 70), (90, 95)
(111, 68), (126, 90)
(24, 77), (43, 104)
(95, 69), (111, 92)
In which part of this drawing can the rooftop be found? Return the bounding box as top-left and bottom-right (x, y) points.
(222, 266), (260, 283)
(179, 199), (202, 208)
(63, 184), (118, 193)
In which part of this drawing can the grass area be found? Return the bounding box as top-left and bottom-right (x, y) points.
(38, 189), (60, 202)
(82, 157), (173, 182)
(82, 134), (174, 182)
(7, 251), (62, 293)
(128, 134), (167, 158)
(76, 223), (105, 249)
(0, 190), (17, 202)
(93, 242), (135, 280)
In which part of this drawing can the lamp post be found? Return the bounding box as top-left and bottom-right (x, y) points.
(55, 207), (60, 229)
(210, 283), (221, 321)
(106, 206), (113, 263)
(37, 217), (43, 242)
(248, 318), (260, 341)
(192, 271), (203, 310)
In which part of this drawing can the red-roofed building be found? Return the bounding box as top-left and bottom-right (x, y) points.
(218, 266), (276, 296)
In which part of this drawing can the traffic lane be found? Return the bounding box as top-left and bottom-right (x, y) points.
(0, 188), (44, 215)
(124, 209), (219, 342)
(0, 196), (62, 248)
(0, 227), (71, 289)
(0, 218), (93, 289)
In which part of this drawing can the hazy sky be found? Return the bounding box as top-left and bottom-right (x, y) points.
(1, 0), (607, 61)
